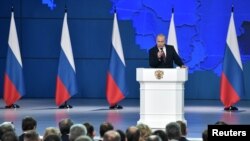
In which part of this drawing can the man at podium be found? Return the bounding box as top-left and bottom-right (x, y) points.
(149, 34), (185, 68)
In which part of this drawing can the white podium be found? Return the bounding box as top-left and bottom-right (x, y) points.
(136, 68), (188, 130)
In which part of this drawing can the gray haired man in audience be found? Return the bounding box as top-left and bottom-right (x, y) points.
(69, 124), (87, 141)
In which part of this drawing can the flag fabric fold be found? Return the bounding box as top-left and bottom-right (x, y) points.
(167, 12), (178, 54)
(106, 13), (128, 106)
(55, 12), (77, 106)
(220, 12), (245, 108)
(4, 11), (25, 106)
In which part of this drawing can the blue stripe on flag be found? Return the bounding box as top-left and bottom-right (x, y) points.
(223, 44), (244, 98)
(5, 48), (25, 96)
(58, 50), (77, 96)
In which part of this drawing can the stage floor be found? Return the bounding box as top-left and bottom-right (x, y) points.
(0, 99), (249, 139)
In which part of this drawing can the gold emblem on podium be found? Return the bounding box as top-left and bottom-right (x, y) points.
(154, 70), (164, 79)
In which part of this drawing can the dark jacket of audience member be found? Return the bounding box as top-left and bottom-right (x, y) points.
(116, 130), (126, 141)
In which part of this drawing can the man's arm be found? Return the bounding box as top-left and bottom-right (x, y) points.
(171, 46), (184, 67)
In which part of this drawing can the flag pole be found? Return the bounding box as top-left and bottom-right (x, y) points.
(224, 5), (237, 111)
(222, 5), (241, 111)
(58, 5), (73, 109)
(108, 6), (123, 110)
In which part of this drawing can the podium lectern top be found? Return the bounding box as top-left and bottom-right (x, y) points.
(136, 68), (188, 82)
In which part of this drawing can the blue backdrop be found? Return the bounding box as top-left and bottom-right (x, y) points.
(0, 0), (249, 100)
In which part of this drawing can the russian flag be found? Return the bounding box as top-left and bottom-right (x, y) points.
(220, 11), (245, 108)
(55, 12), (77, 106)
(167, 9), (179, 54)
(3, 11), (25, 106)
(106, 12), (128, 106)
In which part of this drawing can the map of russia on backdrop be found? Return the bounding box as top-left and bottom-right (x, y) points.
(41, 0), (250, 75)
(110, 0), (250, 75)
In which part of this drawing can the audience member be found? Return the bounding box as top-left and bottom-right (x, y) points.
(83, 122), (95, 140)
(116, 129), (126, 141)
(19, 116), (37, 141)
(1, 131), (18, 141)
(23, 130), (40, 141)
(75, 135), (93, 141)
(202, 129), (208, 141)
(136, 123), (152, 141)
(69, 124), (87, 141)
(146, 135), (162, 141)
(59, 118), (74, 141)
(0, 122), (15, 139)
(153, 130), (168, 141)
(99, 122), (114, 140)
(44, 134), (61, 141)
(165, 122), (181, 141)
(176, 121), (189, 141)
(43, 127), (61, 140)
(103, 130), (121, 141)
(126, 126), (140, 141)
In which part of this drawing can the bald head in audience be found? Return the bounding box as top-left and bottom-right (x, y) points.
(126, 126), (140, 141)
(103, 130), (121, 141)
(146, 135), (162, 141)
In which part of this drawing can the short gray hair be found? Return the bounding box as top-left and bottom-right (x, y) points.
(69, 124), (87, 141)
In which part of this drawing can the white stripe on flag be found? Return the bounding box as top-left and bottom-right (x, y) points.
(226, 12), (243, 70)
(112, 13), (126, 66)
(61, 13), (76, 71)
(8, 12), (22, 67)
(167, 13), (179, 54)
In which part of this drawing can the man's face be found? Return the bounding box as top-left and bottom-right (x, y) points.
(156, 36), (165, 48)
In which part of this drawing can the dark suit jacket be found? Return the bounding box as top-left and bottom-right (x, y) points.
(61, 134), (70, 141)
(149, 45), (184, 68)
(19, 134), (24, 141)
(179, 136), (189, 141)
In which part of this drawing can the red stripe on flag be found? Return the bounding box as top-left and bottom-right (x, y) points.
(3, 74), (21, 106)
(106, 73), (125, 106)
(55, 76), (71, 106)
(220, 73), (240, 107)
